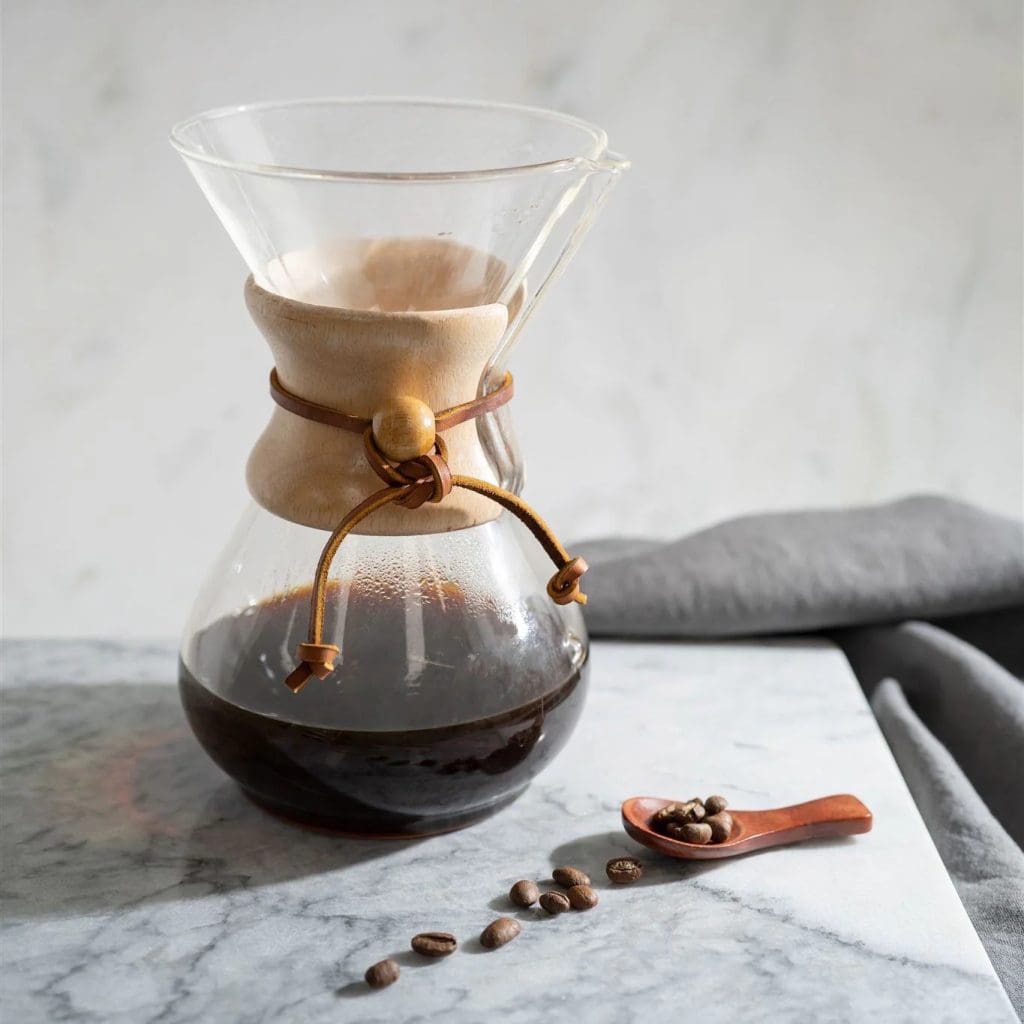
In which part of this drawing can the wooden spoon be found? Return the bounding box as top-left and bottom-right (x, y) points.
(621, 794), (872, 860)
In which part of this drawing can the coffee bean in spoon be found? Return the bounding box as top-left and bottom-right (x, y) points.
(653, 800), (703, 829)
(704, 794), (729, 816)
(652, 803), (684, 828)
(667, 821), (713, 844)
(652, 804), (680, 828)
(706, 811), (734, 843)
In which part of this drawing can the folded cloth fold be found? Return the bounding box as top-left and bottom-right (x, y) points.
(842, 624), (1024, 1012)
(579, 495), (1024, 637)
(577, 494), (1024, 1016)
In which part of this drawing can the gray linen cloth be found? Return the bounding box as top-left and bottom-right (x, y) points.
(577, 496), (1024, 1014)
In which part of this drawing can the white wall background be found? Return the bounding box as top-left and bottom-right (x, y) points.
(3, 0), (1021, 637)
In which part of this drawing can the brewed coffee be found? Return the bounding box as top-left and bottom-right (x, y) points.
(179, 587), (587, 835)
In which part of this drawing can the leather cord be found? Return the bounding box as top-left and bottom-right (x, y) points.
(270, 368), (515, 433)
(273, 371), (588, 693)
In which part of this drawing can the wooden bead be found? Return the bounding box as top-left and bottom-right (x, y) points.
(371, 397), (436, 462)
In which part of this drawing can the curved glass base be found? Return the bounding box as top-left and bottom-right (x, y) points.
(179, 504), (589, 836)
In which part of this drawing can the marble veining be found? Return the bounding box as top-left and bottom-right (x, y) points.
(1, 637), (1014, 1023)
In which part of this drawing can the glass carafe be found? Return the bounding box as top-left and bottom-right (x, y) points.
(171, 99), (627, 835)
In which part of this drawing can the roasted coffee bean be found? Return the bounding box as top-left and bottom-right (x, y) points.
(606, 856), (644, 884)
(683, 822), (713, 844)
(566, 884), (599, 910)
(652, 802), (688, 827)
(668, 821), (713, 844)
(652, 804), (673, 825)
(410, 932), (457, 957)
(539, 891), (571, 914)
(706, 811), (734, 843)
(552, 866), (590, 888)
(704, 794), (729, 816)
(480, 917), (521, 949)
(365, 959), (400, 988)
(509, 879), (540, 908)
(653, 800), (703, 830)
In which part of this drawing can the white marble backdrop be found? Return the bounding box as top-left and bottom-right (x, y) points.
(3, 0), (1021, 636)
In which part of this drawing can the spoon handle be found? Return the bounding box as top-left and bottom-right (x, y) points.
(740, 794), (872, 846)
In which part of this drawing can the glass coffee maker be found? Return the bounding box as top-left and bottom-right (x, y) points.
(171, 99), (627, 835)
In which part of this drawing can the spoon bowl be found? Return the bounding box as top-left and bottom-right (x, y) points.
(621, 794), (872, 860)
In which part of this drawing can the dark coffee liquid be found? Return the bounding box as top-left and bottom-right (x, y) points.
(179, 588), (587, 836)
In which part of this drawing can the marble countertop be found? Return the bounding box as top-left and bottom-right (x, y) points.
(1, 638), (1014, 1023)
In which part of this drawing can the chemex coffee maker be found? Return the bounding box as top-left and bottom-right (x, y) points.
(171, 98), (628, 836)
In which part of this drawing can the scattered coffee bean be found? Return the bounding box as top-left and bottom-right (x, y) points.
(410, 932), (457, 957)
(566, 884), (599, 910)
(539, 891), (571, 914)
(668, 821), (713, 844)
(509, 879), (540, 908)
(365, 958), (400, 988)
(606, 856), (644, 884)
(704, 794), (729, 816)
(552, 866), (590, 888)
(480, 917), (521, 949)
(706, 811), (734, 843)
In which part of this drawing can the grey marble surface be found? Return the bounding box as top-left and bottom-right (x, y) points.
(1, 638), (1015, 1023)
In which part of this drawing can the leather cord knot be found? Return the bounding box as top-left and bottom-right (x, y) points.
(362, 430), (454, 509)
(547, 556), (589, 606)
(268, 369), (588, 692)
